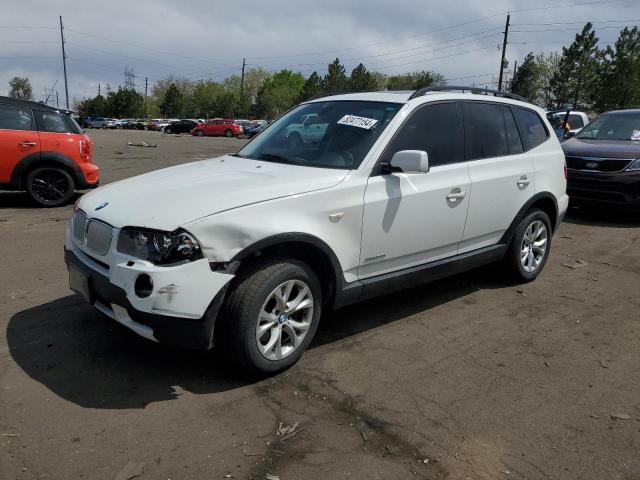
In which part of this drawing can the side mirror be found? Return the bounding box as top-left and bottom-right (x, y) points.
(389, 150), (430, 174)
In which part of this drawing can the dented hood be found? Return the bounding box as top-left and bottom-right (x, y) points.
(79, 155), (349, 230)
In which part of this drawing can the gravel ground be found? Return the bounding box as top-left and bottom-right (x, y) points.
(1, 129), (639, 480)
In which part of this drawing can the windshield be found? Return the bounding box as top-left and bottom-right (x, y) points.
(577, 112), (640, 141)
(236, 100), (402, 169)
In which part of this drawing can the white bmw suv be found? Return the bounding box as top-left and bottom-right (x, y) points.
(65, 87), (568, 374)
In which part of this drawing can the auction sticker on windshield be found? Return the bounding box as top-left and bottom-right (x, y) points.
(337, 115), (378, 129)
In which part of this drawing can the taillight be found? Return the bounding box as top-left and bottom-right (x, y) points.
(79, 140), (91, 162)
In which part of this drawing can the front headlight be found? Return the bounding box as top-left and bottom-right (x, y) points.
(117, 228), (202, 264)
(626, 158), (640, 171)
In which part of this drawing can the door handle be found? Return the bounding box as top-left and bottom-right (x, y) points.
(517, 175), (530, 188)
(19, 141), (38, 147)
(446, 189), (466, 201)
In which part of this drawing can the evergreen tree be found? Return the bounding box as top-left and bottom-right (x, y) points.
(593, 27), (640, 111)
(511, 53), (540, 103)
(549, 23), (599, 109)
(325, 58), (348, 91)
(160, 83), (184, 117)
(298, 72), (324, 102)
(349, 63), (377, 91)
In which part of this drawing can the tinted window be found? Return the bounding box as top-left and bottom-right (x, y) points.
(0, 104), (33, 131)
(35, 111), (81, 133)
(381, 102), (460, 167)
(514, 108), (548, 150)
(503, 107), (524, 154)
(463, 102), (509, 160)
(568, 114), (584, 128)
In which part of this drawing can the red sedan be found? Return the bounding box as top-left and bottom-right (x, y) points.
(191, 118), (243, 138)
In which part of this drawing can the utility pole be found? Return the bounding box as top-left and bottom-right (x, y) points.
(98, 83), (101, 96)
(240, 58), (246, 98)
(497, 13), (510, 91)
(59, 16), (69, 109)
(144, 77), (148, 117)
(56, 90), (59, 108)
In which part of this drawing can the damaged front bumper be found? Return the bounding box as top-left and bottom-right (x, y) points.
(64, 221), (234, 350)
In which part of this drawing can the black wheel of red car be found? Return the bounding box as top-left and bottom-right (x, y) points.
(225, 129), (233, 138)
(25, 167), (75, 207)
(196, 130), (204, 137)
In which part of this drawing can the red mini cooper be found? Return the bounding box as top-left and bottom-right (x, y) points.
(0, 96), (99, 207)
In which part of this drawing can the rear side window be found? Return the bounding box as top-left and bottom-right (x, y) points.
(35, 111), (81, 134)
(0, 104), (33, 131)
(513, 108), (549, 150)
(463, 102), (509, 160)
(381, 102), (460, 167)
(503, 106), (524, 154)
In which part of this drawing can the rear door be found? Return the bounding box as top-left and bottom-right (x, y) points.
(458, 102), (534, 253)
(0, 103), (39, 183)
(34, 110), (82, 164)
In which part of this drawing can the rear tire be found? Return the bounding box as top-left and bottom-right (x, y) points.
(225, 129), (233, 138)
(219, 259), (322, 375)
(505, 209), (552, 283)
(25, 167), (75, 207)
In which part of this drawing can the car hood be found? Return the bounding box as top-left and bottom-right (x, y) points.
(562, 137), (640, 159)
(79, 155), (349, 230)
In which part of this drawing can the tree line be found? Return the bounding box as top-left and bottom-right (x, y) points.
(510, 24), (640, 111)
(74, 59), (445, 119)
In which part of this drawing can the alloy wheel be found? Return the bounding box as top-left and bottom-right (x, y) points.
(520, 220), (548, 273)
(30, 169), (70, 205)
(256, 279), (314, 360)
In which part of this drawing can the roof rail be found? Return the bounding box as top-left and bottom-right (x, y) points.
(305, 90), (369, 101)
(408, 85), (527, 103)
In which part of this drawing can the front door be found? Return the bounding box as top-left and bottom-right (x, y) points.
(0, 104), (39, 183)
(359, 102), (471, 278)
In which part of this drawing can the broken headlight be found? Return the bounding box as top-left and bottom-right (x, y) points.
(117, 228), (202, 264)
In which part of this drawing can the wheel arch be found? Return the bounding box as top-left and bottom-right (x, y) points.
(500, 192), (559, 246)
(228, 233), (346, 308)
(11, 152), (83, 189)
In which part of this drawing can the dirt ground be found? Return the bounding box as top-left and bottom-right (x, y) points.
(1, 129), (639, 480)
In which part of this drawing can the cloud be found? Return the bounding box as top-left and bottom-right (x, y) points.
(1, 0), (638, 104)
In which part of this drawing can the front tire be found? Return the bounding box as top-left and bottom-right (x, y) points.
(220, 259), (322, 375)
(225, 129), (233, 138)
(25, 167), (75, 207)
(505, 209), (552, 282)
(196, 130), (204, 137)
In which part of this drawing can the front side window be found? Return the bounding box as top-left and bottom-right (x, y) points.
(380, 102), (460, 167)
(236, 100), (402, 169)
(0, 104), (33, 131)
(463, 102), (509, 160)
(35, 111), (81, 133)
(577, 112), (640, 141)
(513, 108), (549, 150)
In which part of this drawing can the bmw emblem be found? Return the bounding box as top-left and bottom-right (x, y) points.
(94, 202), (109, 211)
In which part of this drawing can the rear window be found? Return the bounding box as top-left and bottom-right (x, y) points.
(0, 104), (33, 131)
(35, 111), (82, 134)
(513, 108), (549, 150)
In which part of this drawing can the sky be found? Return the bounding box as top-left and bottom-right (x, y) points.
(1, 0), (639, 107)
